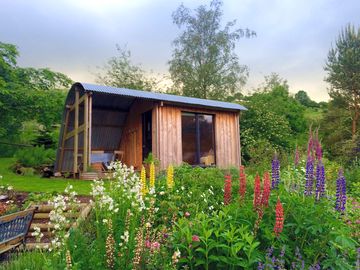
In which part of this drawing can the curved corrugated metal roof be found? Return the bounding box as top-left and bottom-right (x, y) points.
(79, 82), (247, 111)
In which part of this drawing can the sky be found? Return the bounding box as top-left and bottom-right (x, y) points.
(1, 0), (359, 102)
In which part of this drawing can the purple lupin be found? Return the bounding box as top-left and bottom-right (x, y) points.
(304, 155), (314, 196)
(335, 169), (347, 212)
(271, 153), (280, 189)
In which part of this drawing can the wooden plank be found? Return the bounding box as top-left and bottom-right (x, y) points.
(73, 90), (79, 176)
(88, 94), (92, 164)
(65, 124), (85, 140)
(83, 93), (89, 172)
(68, 94), (87, 111)
(59, 109), (70, 172)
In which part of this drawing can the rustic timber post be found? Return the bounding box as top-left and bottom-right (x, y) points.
(59, 108), (70, 172)
(88, 93), (92, 165)
(83, 93), (89, 172)
(73, 90), (79, 177)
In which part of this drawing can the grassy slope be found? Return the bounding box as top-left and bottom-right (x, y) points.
(0, 158), (92, 195)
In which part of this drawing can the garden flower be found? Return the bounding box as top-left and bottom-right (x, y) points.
(304, 155), (314, 196)
(253, 173), (262, 210)
(224, 174), (232, 205)
(166, 164), (174, 189)
(106, 220), (115, 269)
(314, 128), (322, 161)
(192, 235), (200, 242)
(239, 165), (246, 200)
(271, 153), (280, 189)
(140, 165), (148, 197)
(315, 160), (325, 201)
(66, 250), (72, 270)
(151, 241), (160, 250)
(149, 162), (155, 190)
(274, 197), (284, 237)
(172, 249), (181, 266)
(262, 171), (271, 207)
(335, 169), (347, 212)
(184, 211), (190, 218)
(307, 128), (314, 156)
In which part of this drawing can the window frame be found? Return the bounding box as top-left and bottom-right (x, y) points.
(181, 111), (216, 166)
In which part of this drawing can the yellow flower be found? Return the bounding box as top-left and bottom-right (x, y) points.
(166, 164), (174, 189)
(140, 166), (148, 196)
(149, 162), (155, 189)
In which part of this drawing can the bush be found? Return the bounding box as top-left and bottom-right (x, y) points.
(14, 145), (55, 168)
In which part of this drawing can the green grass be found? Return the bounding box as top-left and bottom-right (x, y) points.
(0, 158), (92, 195)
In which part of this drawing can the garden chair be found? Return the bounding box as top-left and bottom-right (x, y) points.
(0, 208), (35, 254)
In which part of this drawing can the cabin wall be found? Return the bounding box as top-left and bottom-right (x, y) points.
(119, 99), (155, 169)
(157, 106), (182, 169)
(157, 104), (241, 170)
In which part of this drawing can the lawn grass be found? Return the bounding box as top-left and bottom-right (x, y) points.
(0, 158), (92, 195)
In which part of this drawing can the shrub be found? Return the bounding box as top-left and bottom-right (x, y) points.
(14, 145), (55, 168)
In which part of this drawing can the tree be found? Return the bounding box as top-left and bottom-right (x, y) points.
(295, 90), (318, 108)
(0, 41), (71, 156)
(168, 0), (255, 100)
(325, 24), (360, 140)
(97, 45), (159, 91)
(241, 74), (307, 163)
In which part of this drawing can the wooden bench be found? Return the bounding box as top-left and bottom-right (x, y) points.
(0, 208), (35, 254)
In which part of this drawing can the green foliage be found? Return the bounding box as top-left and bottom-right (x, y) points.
(15, 146), (55, 167)
(295, 90), (319, 108)
(96, 45), (159, 91)
(168, 0), (255, 100)
(325, 24), (360, 139)
(241, 75), (307, 163)
(0, 41), (70, 157)
(320, 95), (359, 164)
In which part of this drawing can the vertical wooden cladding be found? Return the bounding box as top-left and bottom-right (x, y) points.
(157, 106), (182, 170)
(214, 111), (241, 168)
(156, 105), (241, 170)
(119, 99), (154, 170)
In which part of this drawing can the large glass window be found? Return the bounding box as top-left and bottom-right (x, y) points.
(181, 112), (215, 166)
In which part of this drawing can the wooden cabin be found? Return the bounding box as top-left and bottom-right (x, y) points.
(54, 83), (247, 178)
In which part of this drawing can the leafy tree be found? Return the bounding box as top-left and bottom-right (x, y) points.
(295, 90), (318, 108)
(325, 24), (360, 139)
(241, 75), (307, 163)
(0, 41), (71, 156)
(96, 45), (159, 91)
(169, 0), (255, 100)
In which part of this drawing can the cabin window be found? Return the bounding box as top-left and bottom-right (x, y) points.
(181, 112), (215, 166)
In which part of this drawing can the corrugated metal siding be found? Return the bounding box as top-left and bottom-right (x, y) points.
(80, 83), (247, 111)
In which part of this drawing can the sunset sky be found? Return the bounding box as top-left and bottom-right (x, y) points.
(1, 0), (360, 101)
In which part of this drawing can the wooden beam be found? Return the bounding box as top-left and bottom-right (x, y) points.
(68, 94), (87, 112)
(73, 90), (79, 177)
(83, 93), (89, 172)
(59, 109), (70, 171)
(92, 106), (129, 113)
(65, 124), (85, 140)
(88, 94), (92, 164)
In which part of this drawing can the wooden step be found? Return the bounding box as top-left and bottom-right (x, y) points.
(27, 231), (54, 238)
(29, 223), (71, 231)
(33, 203), (87, 213)
(33, 212), (79, 219)
(25, 243), (51, 250)
(80, 172), (99, 180)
